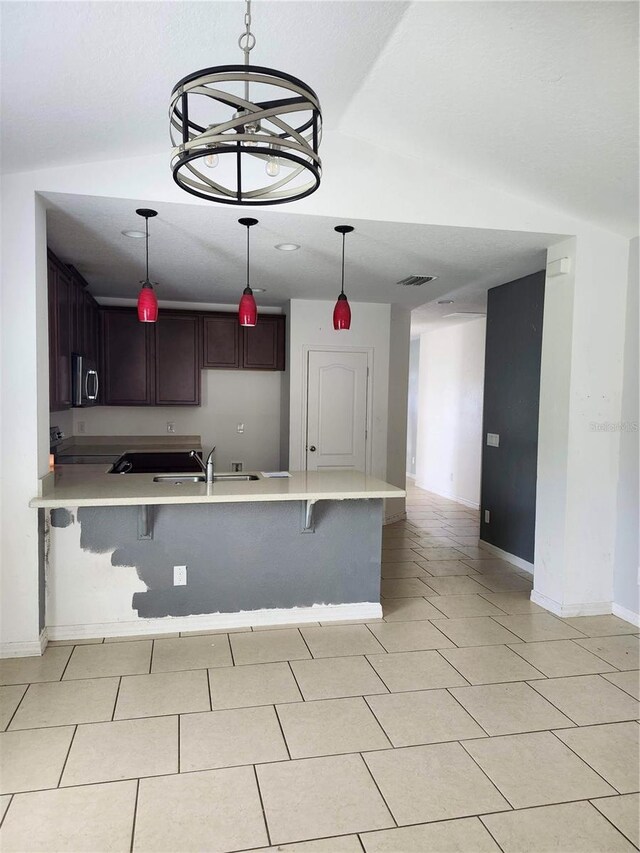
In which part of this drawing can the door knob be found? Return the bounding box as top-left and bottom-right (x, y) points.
(309, 445), (317, 452)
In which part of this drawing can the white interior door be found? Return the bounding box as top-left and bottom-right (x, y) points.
(306, 350), (369, 472)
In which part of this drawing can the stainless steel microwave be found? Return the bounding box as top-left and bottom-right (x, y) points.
(72, 354), (99, 407)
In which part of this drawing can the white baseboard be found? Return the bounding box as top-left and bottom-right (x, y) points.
(479, 540), (534, 574)
(384, 511), (407, 525)
(612, 603), (640, 627)
(45, 602), (383, 642)
(1, 629), (48, 659)
(530, 590), (612, 618)
(414, 482), (479, 510)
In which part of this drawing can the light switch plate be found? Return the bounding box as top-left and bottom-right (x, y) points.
(486, 433), (500, 447)
(484, 510), (490, 523)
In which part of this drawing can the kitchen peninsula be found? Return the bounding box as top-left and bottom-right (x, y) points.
(31, 462), (404, 640)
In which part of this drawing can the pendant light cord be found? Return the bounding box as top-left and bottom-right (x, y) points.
(340, 231), (346, 295)
(145, 215), (150, 284)
(246, 223), (251, 289)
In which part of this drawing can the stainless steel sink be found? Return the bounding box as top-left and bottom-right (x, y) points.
(153, 473), (259, 484)
(213, 474), (259, 482)
(153, 475), (205, 484)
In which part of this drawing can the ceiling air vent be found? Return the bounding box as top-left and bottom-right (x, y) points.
(397, 275), (438, 287)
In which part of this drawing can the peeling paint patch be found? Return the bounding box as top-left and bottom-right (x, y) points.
(50, 508), (74, 528)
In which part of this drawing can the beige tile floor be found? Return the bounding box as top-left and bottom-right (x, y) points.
(0, 484), (638, 852)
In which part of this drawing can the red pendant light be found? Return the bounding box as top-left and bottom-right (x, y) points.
(238, 217), (259, 327)
(333, 225), (354, 330)
(136, 208), (159, 323)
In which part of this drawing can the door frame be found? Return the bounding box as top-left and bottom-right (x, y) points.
(301, 345), (374, 474)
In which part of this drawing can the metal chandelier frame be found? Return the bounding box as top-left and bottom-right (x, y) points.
(169, 0), (322, 206)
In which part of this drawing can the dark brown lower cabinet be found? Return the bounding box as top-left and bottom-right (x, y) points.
(155, 313), (201, 405)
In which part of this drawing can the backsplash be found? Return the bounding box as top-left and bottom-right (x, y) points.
(64, 370), (284, 472)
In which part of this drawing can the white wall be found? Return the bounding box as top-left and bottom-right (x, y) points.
(288, 299), (391, 479)
(385, 305), (411, 521)
(533, 233), (631, 617)
(415, 319), (486, 508)
(72, 370), (283, 473)
(613, 236), (639, 621)
(406, 338), (420, 477)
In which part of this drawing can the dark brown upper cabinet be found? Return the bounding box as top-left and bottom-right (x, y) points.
(48, 256), (72, 411)
(155, 312), (201, 406)
(101, 308), (154, 406)
(242, 315), (285, 371)
(48, 252), (102, 412)
(202, 314), (240, 369)
(101, 308), (201, 406)
(202, 312), (285, 372)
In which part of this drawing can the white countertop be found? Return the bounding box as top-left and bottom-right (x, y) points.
(30, 466), (405, 508)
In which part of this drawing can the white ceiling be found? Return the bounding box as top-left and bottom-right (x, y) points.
(0, 1), (407, 171)
(340, 1), (639, 236)
(44, 191), (559, 329)
(2, 1), (637, 236)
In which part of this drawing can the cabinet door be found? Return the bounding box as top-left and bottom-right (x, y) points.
(82, 290), (100, 362)
(242, 315), (285, 370)
(101, 309), (153, 405)
(47, 259), (59, 411)
(55, 266), (73, 408)
(155, 313), (201, 406)
(202, 315), (240, 369)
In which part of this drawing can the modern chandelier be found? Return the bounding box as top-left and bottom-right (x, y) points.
(136, 209), (159, 323)
(169, 0), (322, 205)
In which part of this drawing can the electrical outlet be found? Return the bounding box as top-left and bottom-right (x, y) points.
(167, 422), (176, 434)
(231, 461), (243, 472)
(484, 510), (490, 523)
(237, 423), (244, 434)
(76, 421), (86, 434)
(173, 565), (187, 586)
(487, 433), (500, 447)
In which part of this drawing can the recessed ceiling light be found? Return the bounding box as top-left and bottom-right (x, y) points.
(252, 288), (266, 293)
(121, 229), (146, 239)
(275, 243), (300, 251)
(438, 299), (454, 305)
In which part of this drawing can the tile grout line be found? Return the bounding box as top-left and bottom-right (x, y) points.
(285, 660), (306, 702)
(357, 752), (399, 828)
(272, 704), (292, 760)
(477, 814), (508, 853)
(0, 795), (12, 828)
(3, 684), (30, 731)
(547, 728), (626, 794)
(457, 738), (516, 811)
(111, 676), (123, 722)
(129, 778), (140, 853)
(252, 763), (272, 848)
(55, 723), (78, 788)
(589, 796), (640, 847)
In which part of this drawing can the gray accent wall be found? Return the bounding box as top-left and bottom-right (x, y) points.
(480, 271), (545, 563)
(57, 499), (383, 618)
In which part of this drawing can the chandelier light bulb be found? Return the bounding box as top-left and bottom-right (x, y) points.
(266, 157), (280, 177)
(204, 152), (219, 168)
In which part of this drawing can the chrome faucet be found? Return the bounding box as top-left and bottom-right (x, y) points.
(190, 448), (216, 484)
